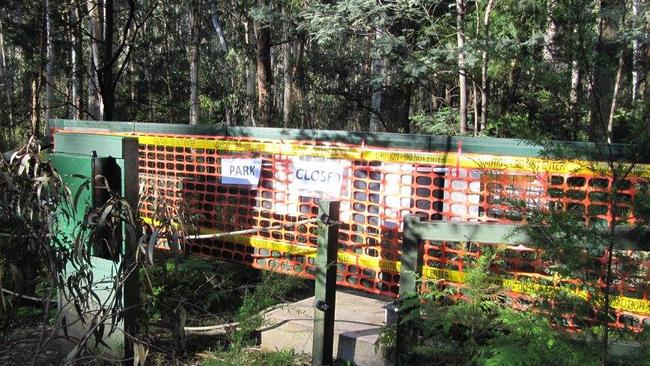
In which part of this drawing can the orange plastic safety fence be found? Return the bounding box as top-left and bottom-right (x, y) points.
(53, 129), (650, 318)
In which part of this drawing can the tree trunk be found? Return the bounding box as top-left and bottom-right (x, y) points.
(86, 0), (104, 120)
(282, 8), (292, 127)
(369, 28), (384, 133)
(589, 0), (624, 143)
(543, 0), (558, 64)
(243, 20), (256, 126)
(0, 19), (13, 127)
(632, 0), (640, 102)
(473, 83), (478, 135)
(70, 0), (83, 119)
(481, 0), (495, 132)
(570, 24), (582, 136)
(162, 15), (173, 121)
(189, 0), (199, 125)
(293, 37), (309, 129)
(444, 84), (452, 106)
(45, 0), (53, 125)
(100, 0), (115, 121)
(570, 58), (582, 136)
(456, 0), (467, 134)
(209, 1), (228, 53)
(607, 51), (624, 143)
(254, 0), (273, 126)
(31, 78), (41, 137)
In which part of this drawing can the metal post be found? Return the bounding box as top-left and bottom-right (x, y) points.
(312, 200), (340, 366)
(396, 215), (423, 364)
(399, 215), (423, 296)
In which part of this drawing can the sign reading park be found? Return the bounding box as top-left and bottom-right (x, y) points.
(291, 157), (347, 199)
(221, 158), (262, 187)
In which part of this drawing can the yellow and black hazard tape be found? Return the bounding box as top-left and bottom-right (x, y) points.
(124, 134), (650, 177)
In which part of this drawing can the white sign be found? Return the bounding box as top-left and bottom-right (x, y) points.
(291, 157), (347, 199)
(221, 158), (262, 187)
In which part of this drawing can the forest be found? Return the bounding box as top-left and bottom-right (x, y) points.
(0, 0), (647, 147)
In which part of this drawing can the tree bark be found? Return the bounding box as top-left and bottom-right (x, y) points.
(369, 28), (384, 133)
(570, 24), (582, 136)
(99, 0), (115, 121)
(473, 83), (478, 135)
(45, 0), (53, 125)
(293, 37), (309, 129)
(254, 0), (273, 126)
(31, 21), (46, 137)
(282, 8), (292, 127)
(161, 13), (173, 121)
(607, 51), (624, 143)
(86, 0), (104, 120)
(480, 0), (495, 132)
(456, 0), (467, 134)
(589, 0), (624, 143)
(632, 0), (640, 102)
(209, 1), (228, 53)
(189, 0), (199, 125)
(31, 78), (41, 137)
(244, 20), (256, 126)
(543, 0), (558, 64)
(0, 19), (13, 127)
(70, 0), (83, 119)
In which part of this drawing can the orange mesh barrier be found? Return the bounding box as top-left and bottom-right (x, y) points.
(52, 128), (650, 324)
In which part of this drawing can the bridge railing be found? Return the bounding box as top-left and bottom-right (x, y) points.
(48, 119), (650, 321)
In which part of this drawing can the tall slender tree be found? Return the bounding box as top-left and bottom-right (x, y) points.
(189, 0), (199, 125)
(457, 0), (467, 133)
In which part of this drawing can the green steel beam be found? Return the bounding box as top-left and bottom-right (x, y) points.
(399, 216), (425, 296)
(54, 132), (137, 159)
(49, 119), (643, 163)
(408, 220), (650, 251)
(49, 118), (227, 136)
(411, 221), (532, 244)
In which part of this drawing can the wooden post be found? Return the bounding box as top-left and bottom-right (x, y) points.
(397, 215), (423, 364)
(312, 200), (340, 366)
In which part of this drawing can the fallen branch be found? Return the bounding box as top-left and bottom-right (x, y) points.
(2, 288), (58, 303)
(183, 302), (292, 335)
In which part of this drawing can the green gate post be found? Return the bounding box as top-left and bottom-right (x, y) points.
(312, 200), (340, 366)
(49, 133), (139, 364)
(397, 215), (423, 364)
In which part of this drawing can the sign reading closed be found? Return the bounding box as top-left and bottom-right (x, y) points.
(221, 158), (262, 187)
(291, 157), (347, 199)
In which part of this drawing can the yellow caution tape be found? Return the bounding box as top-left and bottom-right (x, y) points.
(425, 267), (649, 315)
(422, 266), (467, 283)
(127, 134), (650, 177)
(142, 215), (650, 315)
(610, 296), (650, 315)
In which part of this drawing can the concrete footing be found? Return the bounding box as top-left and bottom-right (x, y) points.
(261, 291), (391, 366)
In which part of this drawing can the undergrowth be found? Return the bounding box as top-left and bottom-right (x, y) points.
(377, 249), (650, 366)
(139, 254), (311, 364)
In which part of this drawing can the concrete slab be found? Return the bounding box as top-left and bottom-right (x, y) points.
(261, 291), (391, 366)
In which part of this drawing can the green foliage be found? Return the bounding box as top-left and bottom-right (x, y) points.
(378, 249), (617, 366)
(230, 271), (308, 348)
(141, 256), (262, 332)
(203, 348), (303, 366)
(412, 108), (459, 135)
